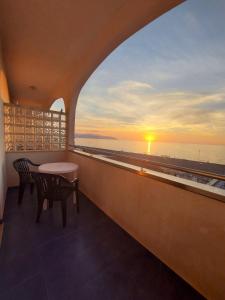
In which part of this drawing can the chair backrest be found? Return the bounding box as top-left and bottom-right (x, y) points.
(31, 172), (74, 202)
(13, 158), (33, 183)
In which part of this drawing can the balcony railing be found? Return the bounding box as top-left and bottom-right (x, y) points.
(73, 145), (225, 181)
(70, 145), (225, 202)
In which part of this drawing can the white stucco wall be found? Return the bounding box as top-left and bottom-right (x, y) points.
(6, 151), (67, 187)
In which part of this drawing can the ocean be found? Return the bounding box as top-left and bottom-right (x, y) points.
(75, 138), (225, 165)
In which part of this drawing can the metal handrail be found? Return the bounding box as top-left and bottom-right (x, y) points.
(70, 145), (225, 182)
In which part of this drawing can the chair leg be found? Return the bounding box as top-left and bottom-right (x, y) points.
(48, 199), (53, 209)
(18, 183), (25, 205)
(30, 183), (34, 194)
(76, 189), (79, 213)
(36, 198), (44, 223)
(61, 200), (67, 227)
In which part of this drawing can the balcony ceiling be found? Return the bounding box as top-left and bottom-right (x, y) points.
(0, 0), (183, 108)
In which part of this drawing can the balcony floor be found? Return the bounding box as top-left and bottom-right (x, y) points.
(0, 188), (204, 300)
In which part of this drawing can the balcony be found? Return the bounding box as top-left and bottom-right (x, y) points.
(1, 141), (224, 299)
(0, 1), (225, 300)
(0, 186), (203, 300)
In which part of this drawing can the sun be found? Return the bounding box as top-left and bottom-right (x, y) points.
(144, 133), (155, 142)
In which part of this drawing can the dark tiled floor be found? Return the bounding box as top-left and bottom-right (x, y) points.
(0, 187), (205, 300)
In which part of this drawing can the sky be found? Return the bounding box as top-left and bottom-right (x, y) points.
(75, 0), (225, 145)
(50, 98), (65, 112)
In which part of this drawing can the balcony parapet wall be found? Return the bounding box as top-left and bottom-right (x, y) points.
(68, 149), (225, 300)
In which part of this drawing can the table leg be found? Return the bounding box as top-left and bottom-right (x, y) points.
(43, 199), (48, 210)
(73, 191), (76, 205)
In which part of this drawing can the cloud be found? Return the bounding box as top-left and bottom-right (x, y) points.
(75, 0), (225, 144)
(76, 79), (225, 137)
(108, 80), (153, 94)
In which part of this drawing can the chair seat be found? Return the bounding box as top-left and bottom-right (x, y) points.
(31, 172), (79, 227)
(13, 158), (40, 205)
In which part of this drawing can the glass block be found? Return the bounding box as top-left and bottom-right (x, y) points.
(26, 109), (33, 118)
(60, 136), (67, 144)
(15, 135), (25, 142)
(35, 135), (43, 142)
(60, 129), (66, 136)
(52, 143), (60, 150)
(52, 129), (59, 135)
(43, 136), (51, 144)
(35, 143), (43, 150)
(5, 142), (14, 152)
(26, 135), (34, 142)
(14, 126), (25, 134)
(43, 143), (51, 151)
(44, 128), (51, 135)
(52, 136), (59, 143)
(53, 121), (59, 128)
(44, 112), (52, 120)
(26, 118), (35, 126)
(36, 120), (43, 127)
(25, 127), (35, 134)
(44, 120), (51, 127)
(61, 115), (66, 122)
(35, 111), (43, 119)
(52, 113), (59, 120)
(33, 110), (39, 118)
(15, 107), (25, 116)
(4, 114), (13, 124)
(3, 103), (68, 153)
(4, 105), (14, 115)
(15, 143), (25, 151)
(5, 135), (14, 143)
(4, 124), (14, 134)
(35, 127), (43, 135)
(61, 122), (66, 129)
(26, 142), (35, 151)
(15, 116), (25, 125)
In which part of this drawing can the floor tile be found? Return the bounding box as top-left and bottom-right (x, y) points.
(0, 187), (205, 300)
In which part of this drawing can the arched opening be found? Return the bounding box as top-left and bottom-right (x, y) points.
(50, 98), (65, 112)
(74, 0), (225, 187)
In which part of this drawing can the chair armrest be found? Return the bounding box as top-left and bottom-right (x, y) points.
(29, 162), (40, 167)
(70, 178), (79, 185)
(60, 176), (79, 190)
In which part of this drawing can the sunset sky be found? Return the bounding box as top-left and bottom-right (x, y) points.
(75, 0), (225, 145)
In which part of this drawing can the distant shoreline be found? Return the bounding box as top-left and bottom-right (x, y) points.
(75, 134), (117, 140)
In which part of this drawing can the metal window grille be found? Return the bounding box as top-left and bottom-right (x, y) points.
(4, 103), (67, 152)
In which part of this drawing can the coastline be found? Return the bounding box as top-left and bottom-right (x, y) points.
(75, 145), (225, 189)
(75, 145), (225, 174)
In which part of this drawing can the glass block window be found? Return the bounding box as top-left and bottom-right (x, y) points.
(4, 103), (67, 152)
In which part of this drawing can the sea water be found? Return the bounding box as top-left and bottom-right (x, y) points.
(75, 138), (225, 165)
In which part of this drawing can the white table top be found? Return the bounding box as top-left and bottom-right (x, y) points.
(38, 162), (79, 174)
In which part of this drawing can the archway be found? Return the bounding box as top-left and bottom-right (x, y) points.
(50, 98), (65, 112)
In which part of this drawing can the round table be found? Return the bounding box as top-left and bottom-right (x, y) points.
(38, 162), (79, 178)
(38, 162), (79, 209)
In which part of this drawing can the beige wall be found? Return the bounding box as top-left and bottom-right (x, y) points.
(0, 39), (9, 103)
(0, 39), (9, 220)
(6, 151), (67, 186)
(0, 100), (6, 220)
(68, 151), (225, 300)
(0, 0), (183, 108)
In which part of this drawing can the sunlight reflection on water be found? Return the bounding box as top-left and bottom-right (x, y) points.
(75, 138), (225, 165)
(147, 141), (151, 155)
